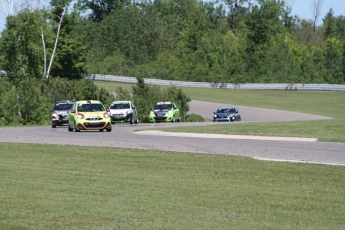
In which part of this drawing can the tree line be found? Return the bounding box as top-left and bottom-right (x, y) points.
(1, 0), (345, 84)
(0, 0), (344, 125)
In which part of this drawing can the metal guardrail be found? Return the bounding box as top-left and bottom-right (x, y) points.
(86, 74), (345, 92)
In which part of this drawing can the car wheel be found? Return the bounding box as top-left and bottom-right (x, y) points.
(177, 117), (181, 122)
(68, 123), (73, 132)
(74, 122), (80, 132)
(134, 118), (139, 124)
(130, 118), (133, 124)
(106, 128), (112, 132)
(172, 117), (176, 122)
(52, 122), (56, 128)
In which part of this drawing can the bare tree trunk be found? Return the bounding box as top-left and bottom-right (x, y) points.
(224, 0), (250, 34)
(41, 26), (47, 77)
(0, 0), (40, 16)
(0, 0), (13, 16)
(231, 0), (238, 34)
(312, 0), (323, 32)
(15, 85), (22, 117)
(45, 4), (68, 82)
(26, 0), (40, 12)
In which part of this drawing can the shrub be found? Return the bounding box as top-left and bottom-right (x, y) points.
(184, 113), (205, 122)
(132, 78), (191, 123)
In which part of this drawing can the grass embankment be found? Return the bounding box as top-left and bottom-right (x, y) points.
(95, 81), (345, 142)
(1, 143), (345, 229)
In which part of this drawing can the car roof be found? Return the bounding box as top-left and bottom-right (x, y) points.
(217, 106), (237, 109)
(110, 100), (132, 104)
(76, 100), (103, 104)
(55, 100), (75, 104)
(156, 101), (173, 104)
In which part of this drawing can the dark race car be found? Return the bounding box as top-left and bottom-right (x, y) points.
(51, 100), (75, 128)
(213, 106), (241, 122)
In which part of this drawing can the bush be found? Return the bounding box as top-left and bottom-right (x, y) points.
(132, 78), (191, 123)
(0, 77), (116, 126)
(184, 113), (205, 122)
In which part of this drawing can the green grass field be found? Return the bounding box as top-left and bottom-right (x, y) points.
(1, 143), (345, 229)
(1, 81), (344, 229)
(94, 81), (345, 142)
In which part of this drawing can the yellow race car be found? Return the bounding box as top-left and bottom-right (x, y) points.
(68, 100), (112, 132)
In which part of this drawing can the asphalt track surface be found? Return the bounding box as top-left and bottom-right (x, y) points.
(1, 100), (344, 166)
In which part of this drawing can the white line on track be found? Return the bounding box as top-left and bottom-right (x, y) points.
(253, 157), (345, 166)
(134, 130), (318, 142)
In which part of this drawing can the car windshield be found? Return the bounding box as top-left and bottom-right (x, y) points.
(54, 103), (74, 110)
(110, 103), (130, 109)
(78, 103), (104, 112)
(217, 108), (237, 113)
(154, 103), (172, 110)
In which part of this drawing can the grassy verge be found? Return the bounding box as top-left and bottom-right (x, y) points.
(158, 119), (345, 142)
(1, 143), (345, 229)
(94, 81), (345, 142)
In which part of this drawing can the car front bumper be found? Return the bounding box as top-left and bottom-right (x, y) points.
(75, 119), (112, 130)
(149, 114), (173, 122)
(213, 116), (235, 122)
(52, 117), (69, 125)
(110, 113), (132, 123)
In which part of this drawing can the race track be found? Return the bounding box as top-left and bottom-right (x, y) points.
(0, 100), (344, 166)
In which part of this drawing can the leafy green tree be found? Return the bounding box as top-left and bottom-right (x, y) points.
(221, 0), (251, 34)
(0, 10), (44, 86)
(0, 77), (12, 124)
(114, 86), (131, 101)
(18, 78), (51, 124)
(322, 8), (337, 39)
(323, 38), (344, 84)
(131, 77), (190, 122)
(163, 85), (191, 120)
(49, 0), (87, 80)
(0, 88), (23, 125)
(334, 16), (345, 40)
(0, 10), (46, 117)
(244, 0), (295, 82)
(77, 0), (131, 22)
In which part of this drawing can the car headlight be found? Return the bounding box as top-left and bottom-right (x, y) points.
(126, 109), (132, 115)
(213, 115), (217, 118)
(167, 110), (172, 114)
(77, 113), (84, 119)
(150, 111), (154, 115)
(103, 112), (109, 118)
(52, 112), (59, 119)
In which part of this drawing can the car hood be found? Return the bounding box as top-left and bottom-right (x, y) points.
(109, 109), (130, 114)
(79, 111), (106, 118)
(154, 109), (170, 112)
(54, 110), (70, 115)
(216, 112), (234, 116)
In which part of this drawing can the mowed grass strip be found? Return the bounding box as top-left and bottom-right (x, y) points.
(94, 81), (345, 142)
(1, 143), (345, 229)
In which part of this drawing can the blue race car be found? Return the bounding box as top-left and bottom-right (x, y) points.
(213, 106), (241, 122)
